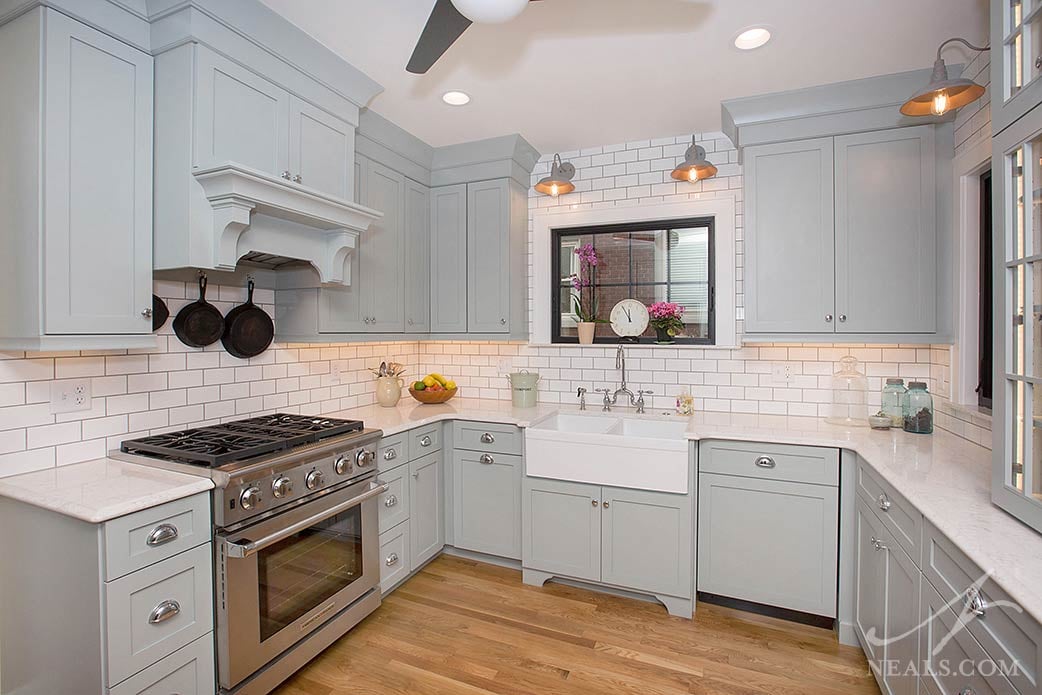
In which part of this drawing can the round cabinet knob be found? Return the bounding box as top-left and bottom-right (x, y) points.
(603, 501), (609, 509)
(500, 318), (507, 325)
(280, 170), (291, 180)
(141, 308), (153, 319)
(355, 449), (375, 468)
(292, 174), (302, 183)
(825, 314), (834, 323)
(334, 455), (351, 476)
(239, 486), (262, 510)
(271, 476), (292, 498)
(305, 469), (324, 490)
(592, 499), (599, 507)
(838, 314), (847, 323)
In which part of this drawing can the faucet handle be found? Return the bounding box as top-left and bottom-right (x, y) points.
(637, 389), (653, 397)
(635, 389), (652, 413)
(577, 387), (587, 397)
(593, 388), (613, 411)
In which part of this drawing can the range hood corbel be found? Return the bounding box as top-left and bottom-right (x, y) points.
(193, 163), (382, 285)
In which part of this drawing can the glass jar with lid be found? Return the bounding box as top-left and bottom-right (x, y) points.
(881, 378), (907, 427)
(902, 381), (934, 434)
(825, 356), (870, 427)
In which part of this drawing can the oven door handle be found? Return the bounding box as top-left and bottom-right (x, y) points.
(224, 480), (389, 559)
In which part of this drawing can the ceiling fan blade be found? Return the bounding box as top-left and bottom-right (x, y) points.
(407, 0), (472, 74)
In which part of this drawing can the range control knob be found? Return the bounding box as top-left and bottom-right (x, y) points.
(239, 486), (262, 510)
(271, 476), (293, 498)
(334, 455), (351, 476)
(355, 449), (376, 469)
(305, 469), (324, 490)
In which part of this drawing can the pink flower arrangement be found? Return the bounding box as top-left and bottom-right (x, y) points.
(647, 301), (685, 338)
(570, 244), (603, 323)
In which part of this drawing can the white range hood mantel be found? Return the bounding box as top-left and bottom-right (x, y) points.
(192, 163), (382, 285)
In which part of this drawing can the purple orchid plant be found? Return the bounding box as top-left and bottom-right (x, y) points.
(570, 243), (604, 323)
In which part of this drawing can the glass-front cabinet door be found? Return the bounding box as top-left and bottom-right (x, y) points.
(993, 0), (1042, 133)
(993, 102), (1042, 532)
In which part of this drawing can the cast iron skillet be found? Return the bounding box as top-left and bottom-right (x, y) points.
(221, 279), (274, 358)
(151, 294), (170, 332)
(173, 276), (225, 348)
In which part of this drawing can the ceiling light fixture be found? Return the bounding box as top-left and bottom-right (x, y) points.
(451, 0), (529, 24)
(901, 37), (989, 116)
(534, 154), (576, 197)
(442, 90), (471, 106)
(734, 27), (771, 50)
(671, 138), (718, 183)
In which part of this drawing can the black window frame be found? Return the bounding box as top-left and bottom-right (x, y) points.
(550, 216), (716, 345)
(978, 169), (993, 410)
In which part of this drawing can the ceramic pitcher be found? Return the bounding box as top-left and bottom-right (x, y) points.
(376, 376), (404, 407)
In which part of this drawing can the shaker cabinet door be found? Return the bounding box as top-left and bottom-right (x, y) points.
(43, 11), (154, 335)
(404, 180), (431, 333)
(430, 184), (469, 333)
(409, 451), (444, 569)
(834, 126), (936, 333)
(743, 138), (836, 334)
(193, 47), (290, 177)
(362, 158), (406, 332)
(288, 95), (354, 200)
(452, 450), (522, 559)
(522, 477), (602, 582)
(467, 179), (512, 333)
(854, 498), (888, 674)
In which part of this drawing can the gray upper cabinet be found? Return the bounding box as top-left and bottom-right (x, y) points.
(744, 126), (939, 340)
(834, 126), (936, 333)
(193, 48), (290, 177)
(467, 179), (527, 334)
(289, 95), (355, 200)
(430, 184), (469, 333)
(744, 137), (836, 334)
(452, 450), (522, 559)
(404, 180), (431, 333)
(0, 8), (154, 348)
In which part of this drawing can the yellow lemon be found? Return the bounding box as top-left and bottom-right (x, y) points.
(422, 375), (436, 388)
(445, 380), (457, 390)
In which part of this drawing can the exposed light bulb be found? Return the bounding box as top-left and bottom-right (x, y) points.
(932, 90), (950, 116)
(550, 182), (560, 197)
(688, 169), (697, 182)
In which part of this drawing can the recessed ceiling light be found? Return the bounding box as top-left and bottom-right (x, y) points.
(442, 90), (471, 106)
(734, 27), (771, 50)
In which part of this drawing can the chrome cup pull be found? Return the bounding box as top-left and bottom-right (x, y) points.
(479, 454), (495, 465)
(146, 523), (179, 547)
(754, 456), (776, 469)
(419, 435), (432, 447)
(384, 494), (398, 508)
(384, 448), (397, 461)
(877, 493), (891, 512)
(148, 599), (181, 625)
(965, 588), (988, 617)
(385, 553), (399, 567)
(480, 432), (495, 444)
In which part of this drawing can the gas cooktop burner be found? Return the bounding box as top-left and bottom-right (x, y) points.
(119, 413), (364, 468)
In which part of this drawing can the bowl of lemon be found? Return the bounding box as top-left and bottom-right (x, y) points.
(409, 373), (458, 404)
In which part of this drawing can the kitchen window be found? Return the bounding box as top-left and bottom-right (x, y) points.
(551, 217), (715, 344)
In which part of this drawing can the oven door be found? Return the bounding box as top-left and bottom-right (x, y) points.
(216, 476), (386, 689)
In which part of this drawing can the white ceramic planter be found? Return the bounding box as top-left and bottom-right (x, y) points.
(375, 376), (404, 407)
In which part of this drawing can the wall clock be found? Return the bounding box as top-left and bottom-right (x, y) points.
(610, 299), (649, 338)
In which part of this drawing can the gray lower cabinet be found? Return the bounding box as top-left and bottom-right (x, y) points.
(452, 449), (522, 559)
(410, 450), (444, 570)
(0, 492), (215, 695)
(697, 471), (839, 617)
(522, 477), (602, 582)
(522, 476), (694, 615)
(379, 521), (412, 593)
(0, 7), (154, 348)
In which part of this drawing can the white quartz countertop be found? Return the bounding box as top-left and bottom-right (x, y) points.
(0, 458), (213, 524)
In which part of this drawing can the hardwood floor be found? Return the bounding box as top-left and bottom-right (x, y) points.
(273, 555), (880, 695)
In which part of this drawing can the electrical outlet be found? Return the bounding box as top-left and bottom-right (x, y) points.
(770, 363), (795, 386)
(330, 361), (342, 383)
(50, 379), (92, 413)
(497, 358), (514, 374)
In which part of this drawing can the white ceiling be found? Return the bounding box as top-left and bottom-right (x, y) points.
(259, 0), (989, 154)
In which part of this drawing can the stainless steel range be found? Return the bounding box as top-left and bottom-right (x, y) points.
(114, 414), (386, 695)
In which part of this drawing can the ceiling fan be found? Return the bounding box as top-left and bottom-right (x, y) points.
(407, 0), (541, 74)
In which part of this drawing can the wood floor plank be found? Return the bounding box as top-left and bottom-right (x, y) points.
(273, 555), (880, 695)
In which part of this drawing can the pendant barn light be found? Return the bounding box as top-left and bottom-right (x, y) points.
(451, 0), (529, 24)
(900, 37), (989, 117)
(671, 137), (718, 182)
(534, 154), (576, 197)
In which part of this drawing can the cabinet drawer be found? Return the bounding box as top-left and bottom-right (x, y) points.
(923, 521), (1042, 694)
(856, 457), (923, 566)
(378, 462), (410, 534)
(103, 492), (211, 581)
(699, 440), (838, 487)
(105, 543), (214, 686)
(697, 472), (838, 617)
(411, 424), (442, 455)
(107, 633), (214, 695)
(920, 580), (1019, 695)
(379, 522), (411, 593)
(378, 434), (409, 468)
(453, 421), (523, 455)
